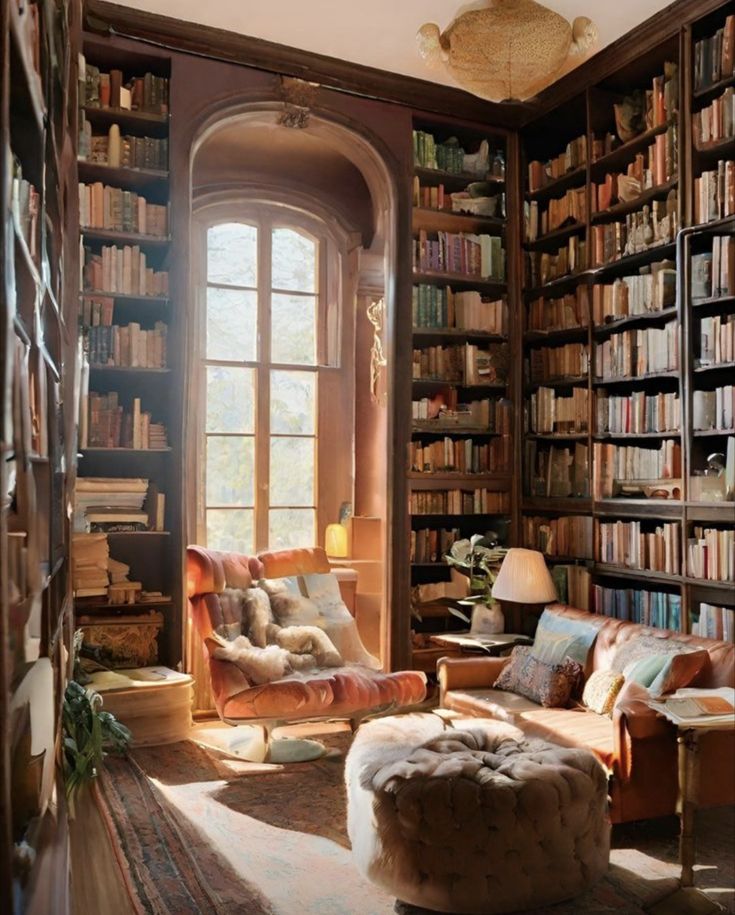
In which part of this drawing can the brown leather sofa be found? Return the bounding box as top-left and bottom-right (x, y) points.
(438, 603), (735, 823)
(187, 545), (426, 725)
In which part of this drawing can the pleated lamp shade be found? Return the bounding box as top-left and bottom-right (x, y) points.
(492, 548), (557, 604)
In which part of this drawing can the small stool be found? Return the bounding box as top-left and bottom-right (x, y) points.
(345, 713), (610, 914)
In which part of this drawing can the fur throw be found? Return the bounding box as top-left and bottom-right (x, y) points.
(211, 636), (292, 685)
(260, 578), (325, 629)
(274, 626), (342, 668)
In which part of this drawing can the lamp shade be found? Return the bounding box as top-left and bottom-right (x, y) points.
(325, 523), (348, 558)
(492, 549), (557, 604)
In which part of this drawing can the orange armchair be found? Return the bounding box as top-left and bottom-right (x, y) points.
(186, 545), (426, 759)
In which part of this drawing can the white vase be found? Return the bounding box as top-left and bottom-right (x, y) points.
(470, 602), (504, 636)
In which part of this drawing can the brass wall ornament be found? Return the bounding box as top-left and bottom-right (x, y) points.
(367, 297), (387, 405)
(417, 0), (598, 102)
(278, 76), (320, 128)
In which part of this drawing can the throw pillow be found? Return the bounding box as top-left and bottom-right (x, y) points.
(531, 631), (579, 664)
(259, 578), (324, 628)
(648, 649), (711, 698)
(302, 572), (351, 620)
(493, 646), (583, 708)
(533, 609), (603, 665)
(582, 670), (625, 716)
(610, 634), (686, 674)
(623, 654), (671, 688)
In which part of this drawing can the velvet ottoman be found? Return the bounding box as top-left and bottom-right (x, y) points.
(345, 713), (610, 914)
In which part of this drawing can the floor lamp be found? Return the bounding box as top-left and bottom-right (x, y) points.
(492, 548), (558, 637)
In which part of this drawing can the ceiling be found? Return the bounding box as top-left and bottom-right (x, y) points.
(115, 0), (675, 90)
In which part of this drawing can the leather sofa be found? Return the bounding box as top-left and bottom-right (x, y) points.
(438, 603), (735, 823)
(186, 545), (426, 725)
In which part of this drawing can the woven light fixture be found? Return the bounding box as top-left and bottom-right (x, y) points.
(417, 0), (598, 102)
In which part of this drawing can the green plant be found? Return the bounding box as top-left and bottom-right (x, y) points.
(62, 633), (131, 814)
(444, 534), (508, 608)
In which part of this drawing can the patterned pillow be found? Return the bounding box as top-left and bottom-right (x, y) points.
(610, 634), (687, 674)
(493, 646), (583, 708)
(582, 670), (625, 716)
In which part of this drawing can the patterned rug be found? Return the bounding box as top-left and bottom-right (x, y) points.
(96, 727), (735, 915)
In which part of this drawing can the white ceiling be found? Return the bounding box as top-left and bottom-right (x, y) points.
(117, 0), (675, 90)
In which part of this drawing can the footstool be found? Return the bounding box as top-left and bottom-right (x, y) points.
(345, 713), (610, 914)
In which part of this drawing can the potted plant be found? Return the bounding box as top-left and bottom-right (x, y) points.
(444, 534), (508, 634)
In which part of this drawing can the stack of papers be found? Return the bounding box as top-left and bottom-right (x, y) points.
(648, 687), (735, 727)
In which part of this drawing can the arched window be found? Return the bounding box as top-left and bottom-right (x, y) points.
(197, 205), (343, 553)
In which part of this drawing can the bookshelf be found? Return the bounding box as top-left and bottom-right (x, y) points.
(74, 34), (183, 668)
(1, 0), (83, 908)
(519, 7), (735, 631)
(409, 118), (513, 661)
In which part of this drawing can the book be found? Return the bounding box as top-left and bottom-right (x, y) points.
(665, 695), (734, 718)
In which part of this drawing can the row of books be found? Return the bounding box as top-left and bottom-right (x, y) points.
(593, 586), (681, 631)
(596, 519), (681, 574)
(81, 60), (169, 115)
(86, 322), (167, 369)
(692, 87), (734, 149)
(412, 131), (505, 178)
(527, 134), (586, 193)
(592, 441), (681, 499)
(688, 527), (735, 582)
(412, 343), (508, 385)
(522, 514), (593, 559)
(412, 285), (506, 333)
(694, 16), (735, 93)
(527, 287), (589, 333)
(83, 245), (169, 297)
(412, 177), (447, 210)
(79, 183), (169, 237)
(595, 132), (677, 217)
(596, 390), (680, 435)
(83, 392), (168, 450)
(526, 236), (585, 288)
(73, 476), (164, 534)
(409, 436), (511, 475)
(409, 489), (510, 515)
(592, 261), (676, 324)
(528, 387), (588, 434)
(79, 121), (169, 171)
(590, 192), (678, 267)
(527, 342), (589, 383)
(411, 395), (509, 429)
(694, 161), (735, 225)
(525, 442), (589, 499)
(410, 528), (460, 564)
(691, 236), (735, 300)
(413, 230), (505, 279)
(11, 159), (39, 263)
(525, 186), (586, 241)
(700, 313), (735, 366)
(690, 603), (734, 641)
(692, 386), (735, 433)
(550, 564), (591, 611)
(595, 323), (679, 379)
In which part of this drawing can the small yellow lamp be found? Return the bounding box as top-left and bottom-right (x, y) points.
(325, 522), (348, 558)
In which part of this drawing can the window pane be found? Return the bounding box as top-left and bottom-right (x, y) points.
(206, 366), (255, 433)
(207, 223), (257, 287)
(269, 508), (315, 550)
(270, 370), (316, 434)
(272, 228), (316, 292)
(206, 436), (254, 506)
(270, 436), (314, 506)
(206, 288), (257, 361)
(207, 509), (254, 553)
(271, 293), (316, 365)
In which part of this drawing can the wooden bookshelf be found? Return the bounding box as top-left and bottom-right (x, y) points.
(519, 8), (735, 632)
(76, 33), (182, 670)
(1, 0), (83, 908)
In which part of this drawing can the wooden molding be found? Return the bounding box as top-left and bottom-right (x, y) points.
(84, 0), (525, 128)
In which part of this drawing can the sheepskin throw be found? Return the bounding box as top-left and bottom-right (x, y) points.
(346, 713), (610, 914)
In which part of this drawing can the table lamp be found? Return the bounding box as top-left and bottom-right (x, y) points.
(491, 548), (557, 635)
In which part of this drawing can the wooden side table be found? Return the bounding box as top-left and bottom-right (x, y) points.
(429, 632), (532, 656)
(648, 719), (734, 914)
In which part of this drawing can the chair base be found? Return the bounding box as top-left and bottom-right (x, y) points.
(647, 887), (725, 914)
(190, 720), (327, 763)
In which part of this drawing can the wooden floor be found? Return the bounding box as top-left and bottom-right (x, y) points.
(69, 785), (136, 915)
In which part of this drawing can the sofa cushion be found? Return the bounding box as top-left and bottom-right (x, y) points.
(582, 670), (625, 716)
(442, 688), (616, 770)
(534, 607), (604, 665)
(648, 649), (711, 697)
(623, 654), (672, 688)
(494, 646), (582, 708)
(610, 633), (691, 674)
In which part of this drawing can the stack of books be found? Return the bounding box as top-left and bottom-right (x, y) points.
(527, 287), (589, 333)
(74, 477), (157, 533)
(693, 87), (735, 149)
(593, 441), (681, 498)
(528, 343), (589, 382)
(527, 134), (586, 192)
(409, 489), (510, 515)
(596, 390), (680, 434)
(84, 393), (168, 449)
(688, 527), (735, 581)
(694, 161), (735, 224)
(523, 515), (593, 559)
(592, 261), (676, 324)
(413, 230), (505, 280)
(81, 62), (169, 114)
(87, 321), (167, 368)
(694, 15), (735, 93)
(529, 386), (588, 434)
(593, 585), (681, 629)
(691, 236), (735, 300)
(79, 183), (168, 237)
(595, 323), (679, 379)
(83, 246), (169, 296)
(595, 519), (681, 573)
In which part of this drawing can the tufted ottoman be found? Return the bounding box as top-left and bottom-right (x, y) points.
(345, 713), (610, 914)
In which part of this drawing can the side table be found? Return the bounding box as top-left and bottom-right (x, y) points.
(648, 719), (734, 914)
(429, 632), (532, 656)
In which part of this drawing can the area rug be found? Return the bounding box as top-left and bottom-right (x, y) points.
(97, 728), (734, 915)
